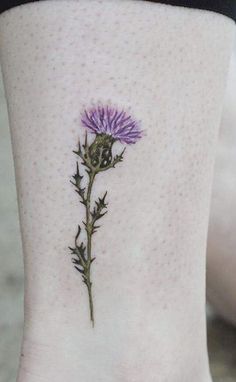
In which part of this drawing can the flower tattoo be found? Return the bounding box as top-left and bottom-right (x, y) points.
(69, 105), (142, 326)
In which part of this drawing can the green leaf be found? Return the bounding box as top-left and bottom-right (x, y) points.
(91, 192), (108, 226)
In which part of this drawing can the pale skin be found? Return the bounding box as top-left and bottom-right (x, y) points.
(0, 1), (234, 381)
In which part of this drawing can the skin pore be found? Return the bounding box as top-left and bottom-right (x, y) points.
(0, 1), (234, 381)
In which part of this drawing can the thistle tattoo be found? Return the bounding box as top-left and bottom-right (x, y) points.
(69, 105), (142, 326)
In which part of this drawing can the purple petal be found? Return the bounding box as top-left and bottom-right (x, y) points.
(81, 105), (142, 144)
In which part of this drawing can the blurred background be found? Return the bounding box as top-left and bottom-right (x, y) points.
(0, 47), (236, 382)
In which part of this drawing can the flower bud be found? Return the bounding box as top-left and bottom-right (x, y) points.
(89, 134), (115, 169)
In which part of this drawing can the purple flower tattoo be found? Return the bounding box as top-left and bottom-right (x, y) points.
(81, 105), (142, 144)
(69, 104), (142, 326)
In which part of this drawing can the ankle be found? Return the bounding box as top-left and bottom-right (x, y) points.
(18, 315), (212, 382)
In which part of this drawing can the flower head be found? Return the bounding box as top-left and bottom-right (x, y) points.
(81, 105), (142, 144)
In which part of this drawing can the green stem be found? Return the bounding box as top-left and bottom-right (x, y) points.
(85, 171), (96, 326)
(86, 278), (94, 327)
